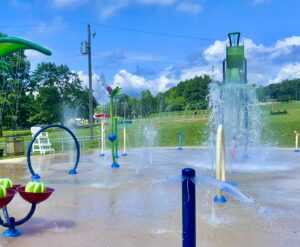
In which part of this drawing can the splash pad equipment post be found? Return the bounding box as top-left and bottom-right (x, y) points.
(122, 121), (127, 156)
(178, 131), (183, 150)
(117, 120), (133, 157)
(100, 117), (105, 156)
(95, 113), (110, 157)
(182, 168), (196, 247)
(294, 131), (300, 152)
(214, 125), (227, 203)
(114, 117), (119, 159)
(27, 124), (80, 180)
(107, 86), (121, 168)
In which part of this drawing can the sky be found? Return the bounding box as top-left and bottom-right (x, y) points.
(1, 0), (300, 100)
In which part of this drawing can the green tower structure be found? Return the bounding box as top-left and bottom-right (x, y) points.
(223, 32), (247, 84)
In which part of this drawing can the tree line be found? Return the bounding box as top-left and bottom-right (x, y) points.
(114, 76), (300, 118)
(256, 78), (300, 102)
(114, 75), (211, 118)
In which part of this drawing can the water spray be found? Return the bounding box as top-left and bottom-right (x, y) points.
(223, 32), (249, 157)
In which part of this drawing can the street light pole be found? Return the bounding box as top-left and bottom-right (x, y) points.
(87, 24), (93, 139)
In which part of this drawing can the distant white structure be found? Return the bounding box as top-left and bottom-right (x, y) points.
(31, 126), (55, 154)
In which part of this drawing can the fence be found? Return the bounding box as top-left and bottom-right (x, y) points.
(0, 136), (101, 157)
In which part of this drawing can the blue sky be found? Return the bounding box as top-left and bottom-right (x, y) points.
(1, 0), (300, 99)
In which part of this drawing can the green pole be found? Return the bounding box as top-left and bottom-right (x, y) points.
(114, 117), (119, 158)
(110, 96), (116, 164)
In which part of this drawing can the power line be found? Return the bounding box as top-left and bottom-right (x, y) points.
(0, 23), (85, 29)
(0, 22), (215, 41)
(0, 22), (292, 48)
(93, 23), (216, 41)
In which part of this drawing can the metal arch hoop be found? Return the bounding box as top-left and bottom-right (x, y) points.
(27, 124), (80, 180)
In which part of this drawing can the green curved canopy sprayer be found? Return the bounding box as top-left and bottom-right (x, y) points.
(0, 36), (52, 57)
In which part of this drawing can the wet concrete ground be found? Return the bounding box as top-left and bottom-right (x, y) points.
(0, 147), (299, 247)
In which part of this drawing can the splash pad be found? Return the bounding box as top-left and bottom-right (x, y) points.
(0, 147), (298, 246)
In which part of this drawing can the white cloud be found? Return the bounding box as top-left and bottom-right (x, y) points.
(112, 69), (152, 96)
(151, 66), (177, 92)
(176, 2), (202, 15)
(203, 40), (226, 63)
(77, 70), (100, 89)
(99, 0), (130, 19)
(275, 36), (300, 48)
(25, 50), (51, 70)
(270, 36), (300, 58)
(247, 72), (269, 85)
(77, 70), (109, 103)
(269, 63), (300, 84)
(180, 65), (222, 82)
(111, 67), (177, 96)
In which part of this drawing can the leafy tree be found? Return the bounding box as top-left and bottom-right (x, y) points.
(140, 90), (157, 116)
(0, 46), (31, 135)
(29, 62), (97, 125)
(29, 87), (61, 124)
(256, 79), (300, 102)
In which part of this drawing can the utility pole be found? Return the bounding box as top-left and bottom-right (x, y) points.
(87, 24), (93, 139)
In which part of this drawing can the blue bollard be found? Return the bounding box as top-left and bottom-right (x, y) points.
(178, 131), (183, 150)
(182, 168), (196, 247)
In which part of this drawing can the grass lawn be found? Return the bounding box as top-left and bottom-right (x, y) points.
(0, 103), (299, 158)
(261, 102), (300, 147)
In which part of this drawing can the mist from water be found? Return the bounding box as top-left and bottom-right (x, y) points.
(207, 82), (262, 150)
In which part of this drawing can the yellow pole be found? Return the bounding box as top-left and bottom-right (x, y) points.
(216, 125), (226, 198)
(123, 124), (126, 154)
(294, 131), (299, 151)
(101, 118), (105, 155)
(221, 128), (226, 182)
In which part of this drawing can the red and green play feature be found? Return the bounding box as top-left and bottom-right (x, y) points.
(0, 178), (54, 238)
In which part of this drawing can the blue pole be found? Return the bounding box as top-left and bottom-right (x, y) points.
(178, 131), (183, 150)
(182, 168), (196, 247)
